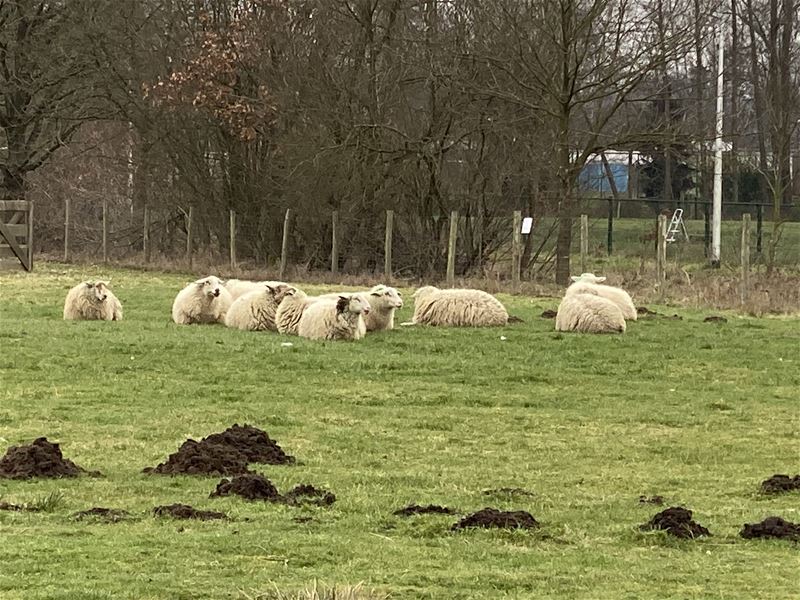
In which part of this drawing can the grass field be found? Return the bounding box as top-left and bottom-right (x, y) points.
(1, 264), (798, 599)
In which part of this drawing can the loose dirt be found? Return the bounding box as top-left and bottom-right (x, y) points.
(283, 484), (336, 507)
(394, 504), (456, 517)
(153, 503), (227, 520)
(202, 424), (295, 465)
(640, 506), (710, 538)
(72, 507), (130, 523)
(740, 516), (800, 541)
(210, 474), (281, 501)
(704, 315), (728, 323)
(0, 501), (34, 512)
(144, 424), (294, 476)
(452, 507), (539, 531)
(760, 474), (800, 495)
(0, 438), (96, 479)
(540, 310), (557, 319)
(638, 495), (665, 505)
(483, 487), (536, 498)
(507, 315), (525, 323)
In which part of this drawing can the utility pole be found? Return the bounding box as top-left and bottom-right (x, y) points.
(711, 23), (724, 267)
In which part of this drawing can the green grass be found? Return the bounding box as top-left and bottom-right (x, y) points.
(1, 264), (798, 599)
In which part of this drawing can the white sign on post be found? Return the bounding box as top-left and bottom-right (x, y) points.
(521, 217), (533, 234)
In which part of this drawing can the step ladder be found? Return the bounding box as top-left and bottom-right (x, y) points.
(665, 208), (689, 243)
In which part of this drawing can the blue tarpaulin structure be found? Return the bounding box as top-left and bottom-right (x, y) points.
(578, 161), (629, 194)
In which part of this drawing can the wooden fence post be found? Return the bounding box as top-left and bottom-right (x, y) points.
(331, 210), (339, 276)
(384, 210), (394, 281)
(143, 206), (150, 263)
(741, 213), (751, 305)
(28, 200), (34, 271)
(512, 210), (521, 286)
(229, 209), (237, 271)
(446, 210), (458, 287)
(102, 198), (108, 263)
(580, 214), (589, 272)
(656, 214), (667, 285)
(64, 197), (70, 262)
(279, 208), (291, 279)
(186, 206), (193, 269)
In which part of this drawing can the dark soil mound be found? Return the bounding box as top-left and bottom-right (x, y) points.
(740, 516), (800, 540)
(760, 474), (800, 495)
(665, 314), (683, 320)
(0, 501), (32, 512)
(283, 484), (336, 507)
(640, 506), (710, 539)
(704, 315), (728, 323)
(210, 473), (281, 501)
(637, 306), (658, 316)
(540, 310), (557, 319)
(483, 487), (535, 498)
(507, 315), (525, 324)
(639, 495), (665, 505)
(0, 437), (93, 479)
(72, 507), (130, 522)
(144, 439), (251, 476)
(452, 507), (539, 531)
(202, 424), (294, 465)
(394, 504), (456, 517)
(153, 503), (227, 520)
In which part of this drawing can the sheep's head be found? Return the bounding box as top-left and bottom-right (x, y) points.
(194, 276), (223, 298)
(336, 294), (369, 316)
(280, 287), (306, 302)
(570, 273), (606, 284)
(268, 284), (295, 304)
(370, 285), (403, 309)
(85, 281), (110, 302)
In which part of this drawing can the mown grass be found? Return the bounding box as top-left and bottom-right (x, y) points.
(0, 263), (798, 599)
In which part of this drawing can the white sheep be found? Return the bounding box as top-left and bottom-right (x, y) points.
(409, 286), (509, 327)
(224, 278), (287, 300)
(275, 288), (319, 335)
(319, 284), (403, 331)
(172, 275), (232, 325)
(63, 281), (123, 321)
(297, 294), (370, 341)
(555, 292), (626, 334)
(224, 283), (295, 331)
(566, 273), (637, 321)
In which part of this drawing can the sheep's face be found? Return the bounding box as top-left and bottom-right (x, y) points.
(268, 284), (295, 304)
(336, 294), (369, 316)
(195, 276), (223, 298)
(371, 285), (403, 309)
(86, 281), (109, 302)
(571, 273), (606, 284)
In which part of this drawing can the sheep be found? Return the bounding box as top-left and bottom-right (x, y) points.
(224, 279), (288, 301)
(171, 275), (232, 325)
(319, 284), (403, 331)
(555, 292), (626, 334)
(224, 283), (295, 331)
(275, 288), (320, 335)
(297, 294), (370, 341)
(408, 286), (509, 327)
(63, 281), (123, 321)
(566, 273), (637, 321)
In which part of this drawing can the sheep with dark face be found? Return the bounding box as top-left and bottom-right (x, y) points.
(63, 281), (123, 321)
(171, 276), (232, 325)
(318, 284), (403, 331)
(297, 294), (370, 341)
(224, 283), (295, 331)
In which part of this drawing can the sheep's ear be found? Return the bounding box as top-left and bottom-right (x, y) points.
(336, 296), (349, 312)
(85, 282), (94, 288)
(370, 290), (382, 296)
(570, 276), (580, 282)
(595, 276), (607, 282)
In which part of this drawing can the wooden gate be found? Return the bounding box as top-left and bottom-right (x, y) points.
(0, 200), (33, 271)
